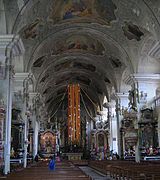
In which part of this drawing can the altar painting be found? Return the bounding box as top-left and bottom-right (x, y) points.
(40, 131), (56, 153)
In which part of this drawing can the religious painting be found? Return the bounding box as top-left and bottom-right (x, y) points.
(95, 0), (117, 23)
(22, 18), (42, 39)
(141, 125), (153, 148)
(40, 131), (56, 154)
(48, 0), (117, 25)
(51, 34), (105, 56)
(62, 0), (92, 20)
(98, 133), (104, 147)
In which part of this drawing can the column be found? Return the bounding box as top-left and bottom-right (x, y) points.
(23, 116), (28, 168)
(33, 119), (39, 158)
(14, 73), (29, 168)
(0, 35), (24, 174)
(158, 108), (160, 146)
(28, 93), (38, 159)
(115, 99), (121, 158)
(0, 105), (5, 167)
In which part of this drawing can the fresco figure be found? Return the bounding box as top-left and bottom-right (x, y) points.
(63, 0), (91, 19)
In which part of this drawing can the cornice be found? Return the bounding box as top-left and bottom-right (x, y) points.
(132, 73), (160, 83)
(124, 73), (160, 84)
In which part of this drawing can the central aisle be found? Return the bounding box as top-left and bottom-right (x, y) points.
(6, 161), (90, 180)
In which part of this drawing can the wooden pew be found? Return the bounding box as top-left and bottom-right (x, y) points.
(89, 160), (160, 180)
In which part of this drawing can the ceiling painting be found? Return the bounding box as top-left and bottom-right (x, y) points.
(47, 0), (116, 25)
(62, 0), (92, 20)
(95, 0), (117, 23)
(22, 18), (42, 39)
(51, 34), (105, 56)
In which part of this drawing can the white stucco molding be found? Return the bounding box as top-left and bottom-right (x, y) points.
(0, 35), (14, 49)
(123, 73), (160, 87)
(116, 92), (129, 99)
(14, 73), (29, 82)
(148, 41), (160, 59)
(29, 92), (39, 99)
(123, 75), (134, 86)
(0, 35), (25, 57)
(132, 73), (160, 84)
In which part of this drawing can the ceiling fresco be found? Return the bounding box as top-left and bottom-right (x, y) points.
(47, 0), (116, 25)
(8, 0), (160, 120)
(50, 34), (105, 56)
(22, 18), (42, 40)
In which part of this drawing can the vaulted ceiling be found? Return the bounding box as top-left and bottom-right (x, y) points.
(3, 0), (160, 120)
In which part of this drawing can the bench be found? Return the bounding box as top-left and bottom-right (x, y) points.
(89, 160), (160, 180)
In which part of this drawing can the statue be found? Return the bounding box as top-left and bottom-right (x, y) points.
(128, 87), (139, 111)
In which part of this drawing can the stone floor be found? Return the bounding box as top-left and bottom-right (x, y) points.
(0, 160), (113, 180)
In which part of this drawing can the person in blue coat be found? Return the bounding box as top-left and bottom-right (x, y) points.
(49, 156), (55, 170)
